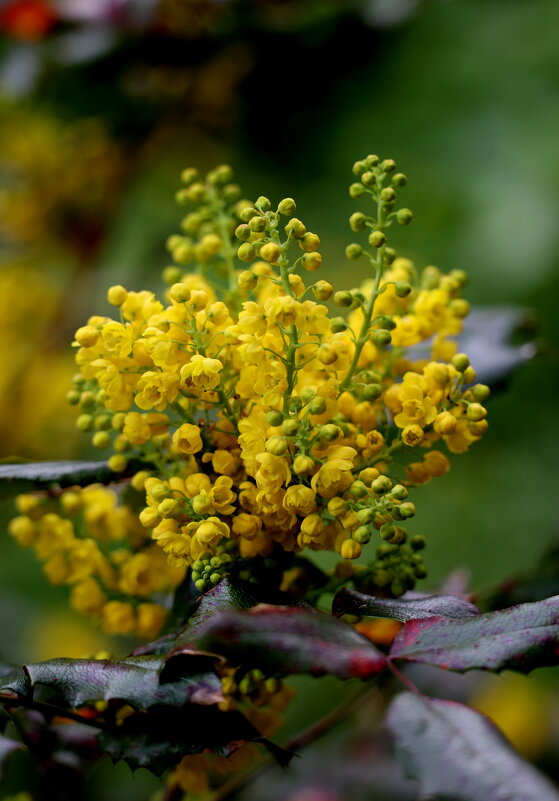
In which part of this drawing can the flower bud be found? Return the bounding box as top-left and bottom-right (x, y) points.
(373, 329), (392, 347)
(192, 494), (212, 515)
(372, 475), (392, 494)
(76, 414), (91, 431)
(334, 291), (353, 308)
(158, 499), (179, 518)
(395, 280), (412, 298)
(75, 325), (99, 348)
(356, 508), (375, 524)
(472, 384), (490, 402)
(381, 158), (396, 172)
(235, 223), (251, 241)
(237, 243), (256, 262)
(169, 283), (191, 303)
(392, 172), (407, 186)
(451, 353), (470, 372)
(108, 454), (128, 472)
(238, 270), (258, 291)
(107, 285), (128, 306)
(248, 216), (267, 233)
(396, 208), (413, 225)
(328, 497), (347, 517)
(363, 383), (382, 401)
(340, 539), (362, 560)
(312, 280), (333, 300)
(266, 410), (284, 426)
(380, 187), (396, 203)
(319, 424), (341, 441)
(368, 231), (386, 248)
(361, 171), (376, 187)
(285, 218), (306, 238)
(260, 242), (282, 264)
(317, 344), (338, 365)
(349, 183), (365, 198)
(352, 160), (367, 176)
(359, 467), (379, 486)
(309, 396), (327, 415)
(350, 481), (368, 499)
(467, 403), (487, 422)
(277, 197), (296, 216)
(293, 455), (314, 475)
(345, 243), (363, 261)
(256, 196), (271, 211)
(266, 436), (287, 455)
(330, 317), (347, 333)
(92, 431), (111, 449)
(282, 418), (299, 436)
(349, 212), (367, 232)
(302, 252), (322, 271)
(396, 501), (415, 519)
(353, 526), (371, 544)
(300, 232), (320, 252)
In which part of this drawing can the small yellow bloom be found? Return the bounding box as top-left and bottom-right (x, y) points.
(173, 423), (203, 455)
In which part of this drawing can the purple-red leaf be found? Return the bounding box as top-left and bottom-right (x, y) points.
(390, 594), (559, 672)
(387, 692), (559, 801)
(193, 604), (387, 679)
(333, 587), (479, 621)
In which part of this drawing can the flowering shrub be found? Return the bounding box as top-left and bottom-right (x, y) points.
(1, 156), (557, 801)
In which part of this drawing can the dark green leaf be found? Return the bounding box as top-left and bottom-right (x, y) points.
(387, 692), (559, 801)
(1, 656), (222, 710)
(99, 704), (261, 775)
(333, 587), (479, 621)
(0, 460), (133, 496)
(390, 595), (559, 672)
(193, 604), (387, 679)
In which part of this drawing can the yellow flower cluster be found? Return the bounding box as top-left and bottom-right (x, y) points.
(10, 154), (490, 625)
(8, 486), (184, 638)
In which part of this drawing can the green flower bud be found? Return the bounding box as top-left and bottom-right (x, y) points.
(299, 386), (316, 402)
(285, 218), (306, 238)
(361, 171), (376, 187)
(334, 291), (353, 307)
(319, 424), (341, 441)
(237, 243), (256, 263)
(410, 535), (426, 551)
(365, 154), (380, 168)
(67, 390), (80, 405)
(384, 247), (397, 264)
(392, 172), (407, 186)
(309, 396), (327, 415)
(212, 164), (233, 184)
(349, 183), (365, 198)
(395, 280), (412, 298)
(450, 269), (468, 287)
(380, 523), (396, 541)
(352, 160), (368, 176)
(235, 224), (251, 241)
(353, 526), (371, 544)
(373, 329), (392, 347)
(248, 216), (267, 233)
(288, 397), (303, 413)
(77, 414), (93, 431)
(345, 243), (363, 261)
(195, 579), (207, 592)
(356, 508), (375, 524)
(181, 167), (199, 185)
(277, 197), (296, 216)
(282, 418), (299, 436)
(451, 353), (470, 372)
(94, 414), (111, 431)
(391, 484), (408, 500)
(368, 230), (386, 248)
(363, 383), (383, 401)
(414, 564), (427, 579)
(163, 265), (183, 285)
(380, 187), (396, 203)
(240, 206), (258, 222)
(312, 280), (333, 300)
(350, 481), (368, 498)
(256, 196), (271, 211)
(223, 184), (241, 202)
(381, 159), (396, 173)
(361, 370), (382, 384)
(330, 317), (347, 333)
(472, 384), (490, 402)
(266, 410), (284, 426)
(238, 270), (258, 291)
(396, 208), (413, 225)
(349, 212), (367, 232)
(266, 436), (288, 455)
(397, 501), (415, 519)
(376, 315), (396, 330)
(372, 475), (392, 494)
(210, 573), (221, 585)
(92, 431), (111, 449)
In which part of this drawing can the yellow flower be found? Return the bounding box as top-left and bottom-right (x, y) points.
(232, 513), (262, 540)
(123, 412), (152, 444)
(136, 603), (167, 639)
(180, 354), (223, 390)
(172, 423), (203, 455)
(255, 453), (291, 488)
(283, 485), (317, 516)
(135, 371), (180, 411)
(394, 372), (437, 430)
(70, 578), (107, 615)
(102, 601), (136, 635)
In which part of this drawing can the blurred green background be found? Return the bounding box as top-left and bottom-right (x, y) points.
(1, 0), (558, 798)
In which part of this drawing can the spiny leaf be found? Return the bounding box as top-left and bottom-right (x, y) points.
(99, 704), (261, 775)
(333, 587), (479, 622)
(193, 604), (387, 679)
(387, 692), (559, 801)
(390, 594), (559, 673)
(0, 656), (222, 710)
(0, 460), (145, 496)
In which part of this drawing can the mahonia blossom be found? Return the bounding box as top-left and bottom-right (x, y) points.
(10, 156), (490, 635)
